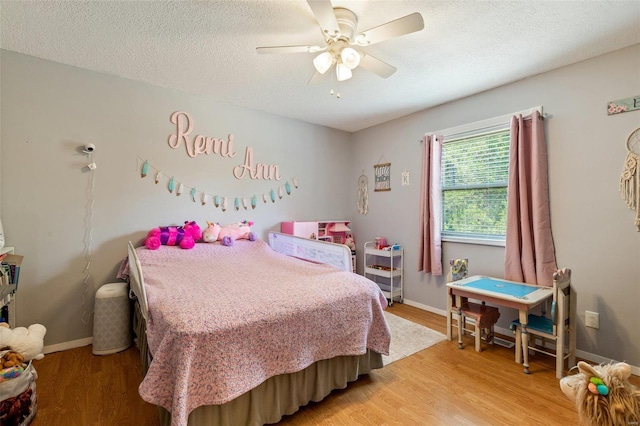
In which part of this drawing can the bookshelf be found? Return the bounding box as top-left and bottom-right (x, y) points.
(1, 247), (19, 327)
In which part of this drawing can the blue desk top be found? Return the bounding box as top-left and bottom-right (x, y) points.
(462, 277), (538, 298)
(447, 275), (552, 305)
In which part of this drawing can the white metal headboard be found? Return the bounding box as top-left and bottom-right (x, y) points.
(268, 232), (353, 273)
(127, 241), (149, 323)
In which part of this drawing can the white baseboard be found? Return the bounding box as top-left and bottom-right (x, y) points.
(403, 298), (447, 316)
(402, 298), (640, 376)
(44, 337), (93, 354)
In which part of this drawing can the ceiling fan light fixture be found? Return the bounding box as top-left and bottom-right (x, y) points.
(336, 63), (352, 81)
(313, 52), (334, 74)
(340, 47), (360, 69)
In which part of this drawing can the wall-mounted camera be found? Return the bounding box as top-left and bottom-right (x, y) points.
(83, 143), (96, 154)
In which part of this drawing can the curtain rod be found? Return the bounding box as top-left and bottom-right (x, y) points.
(420, 106), (546, 143)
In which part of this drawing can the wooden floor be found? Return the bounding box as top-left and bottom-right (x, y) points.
(30, 303), (640, 425)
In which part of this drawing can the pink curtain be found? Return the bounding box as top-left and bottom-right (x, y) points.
(504, 111), (557, 286)
(418, 134), (443, 275)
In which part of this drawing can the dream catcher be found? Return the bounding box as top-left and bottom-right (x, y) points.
(619, 127), (640, 231)
(357, 173), (369, 215)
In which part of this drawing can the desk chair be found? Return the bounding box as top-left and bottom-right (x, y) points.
(510, 268), (576, 378)
(446, 259), (500, 352)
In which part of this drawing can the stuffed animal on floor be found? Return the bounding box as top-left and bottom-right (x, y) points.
(218, 221), (257, 246)
(202, 221), (222, 243)
(560, 360), (640, 425)
(0, 349), (24, 368)
(145, 220), (202, 250)
(0, 365), (24, 382)
(0, 323), (47, 361)
(0, 387), (33, 426)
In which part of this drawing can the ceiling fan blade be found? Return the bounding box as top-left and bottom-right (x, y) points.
(307, 0), (340, 40)
(358, 53), (397, 78)
(355, 12), (424, 46)
(256, 45), (325, 54)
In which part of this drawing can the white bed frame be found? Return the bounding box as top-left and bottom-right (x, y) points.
(127, 241), (149, 323)
(267, 231), (353, 273)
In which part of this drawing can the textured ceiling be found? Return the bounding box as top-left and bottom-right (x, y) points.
(1, 0), (639, 132)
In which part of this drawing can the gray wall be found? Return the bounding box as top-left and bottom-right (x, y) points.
(2, 44), (639, 367)
(0, 50), (352, 346)
(351, 44), (640, 366)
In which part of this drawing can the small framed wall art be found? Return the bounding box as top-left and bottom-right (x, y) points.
(374, 162), (391, 192)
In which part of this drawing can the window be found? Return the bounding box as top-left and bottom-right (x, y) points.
(441, 128), (510, 244)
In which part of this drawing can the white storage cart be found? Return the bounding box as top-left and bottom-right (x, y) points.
(364, 242), (403, 305)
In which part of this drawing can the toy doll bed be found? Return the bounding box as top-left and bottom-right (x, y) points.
(125, 232), (391, 426)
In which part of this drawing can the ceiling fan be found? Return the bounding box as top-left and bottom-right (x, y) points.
(256, 0), (424, 84)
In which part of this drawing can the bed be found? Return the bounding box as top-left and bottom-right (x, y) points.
(123, 232), (391, 426)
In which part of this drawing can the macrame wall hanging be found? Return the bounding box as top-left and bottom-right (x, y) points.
(357, 173), (368, 215)
(619, 126), (640, 231)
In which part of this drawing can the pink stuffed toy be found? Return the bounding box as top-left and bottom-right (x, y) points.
(202, 221), (221, 243)
(145, 221), (202, 250)
(218, 221), (257, 246)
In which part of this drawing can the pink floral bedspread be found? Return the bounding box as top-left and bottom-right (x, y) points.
(133, 239), (390, 426)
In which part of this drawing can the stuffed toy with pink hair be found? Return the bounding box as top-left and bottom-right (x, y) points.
(145, 221), (202, 250)
(218, 221), (257, 246)
(202, 221), (222, 243)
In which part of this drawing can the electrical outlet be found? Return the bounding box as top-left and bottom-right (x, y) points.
(585, 311), (600, 329)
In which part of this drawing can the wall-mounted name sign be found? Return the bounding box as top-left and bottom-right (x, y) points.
(233, 147), (281, 180)
(169, 111), (237, 158)
(608, 95), (640, 115)
(168, 111), (281, 181)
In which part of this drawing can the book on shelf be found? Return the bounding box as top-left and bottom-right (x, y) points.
(1, 264), (10, 286)
(1, 254), (23, 288)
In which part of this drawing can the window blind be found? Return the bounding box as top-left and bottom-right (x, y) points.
(441, 129), (510, 238)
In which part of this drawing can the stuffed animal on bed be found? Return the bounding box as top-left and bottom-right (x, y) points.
(145, 221), (202, 250)
(560, 360), (640, 425)
(202, 221), (222, 243)
(218, 220), (257, 246)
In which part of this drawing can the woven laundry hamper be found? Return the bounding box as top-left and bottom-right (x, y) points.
(92, 282), (131, 355)
(0, 360), (38, 425)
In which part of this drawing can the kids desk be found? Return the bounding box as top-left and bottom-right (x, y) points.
(447, 275), (553, 375)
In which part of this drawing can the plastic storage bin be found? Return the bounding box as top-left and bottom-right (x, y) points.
(92, 282), (131, 355)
